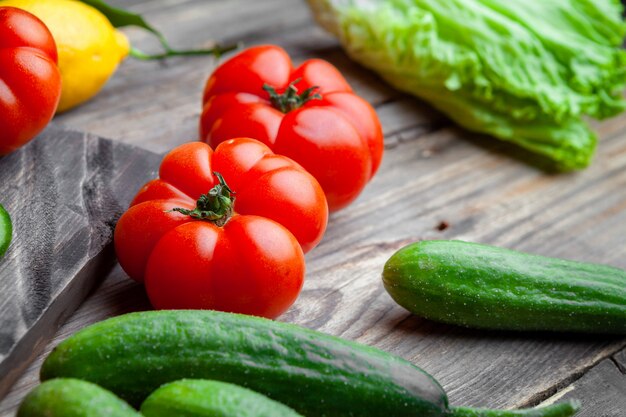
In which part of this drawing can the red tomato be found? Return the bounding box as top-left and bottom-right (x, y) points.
(0, 7), (61, 155)
(114, 139), (328, 319)
(200, 45), (384, 212)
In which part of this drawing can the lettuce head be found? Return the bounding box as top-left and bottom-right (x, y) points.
(308, 0), (626, 170)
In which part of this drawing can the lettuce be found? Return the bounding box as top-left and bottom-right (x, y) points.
(308, 0), (626, 170)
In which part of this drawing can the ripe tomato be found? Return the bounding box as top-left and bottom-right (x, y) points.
(114, 139), (328, 319)
(0, 7), (61, 155)
(200, 45), (384, 211)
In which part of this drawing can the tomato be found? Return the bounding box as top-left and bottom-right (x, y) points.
(0, 7), (61, 155)
(200, 45), (384, 211)
(114, 139), (328, 318)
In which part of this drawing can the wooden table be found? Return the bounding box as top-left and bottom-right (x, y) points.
(2, 0), (625, 415)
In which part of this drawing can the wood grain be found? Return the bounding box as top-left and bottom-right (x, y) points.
(615, 349), (626, 370)
(0, 266), (150, 415)
(1, 0), (625, 415)
(539, 358), (626, 417)
(0, 126), (160, 400)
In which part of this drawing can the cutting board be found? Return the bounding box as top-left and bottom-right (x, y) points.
(0, 126), (161, 399)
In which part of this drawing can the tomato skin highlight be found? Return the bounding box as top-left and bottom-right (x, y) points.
(145, 216), (304, 319)
(203, 99), (282, 148)
(200, 45), (384, 211)
(290, 59), (353, 94)
(114, 139), (326, 318)
(0, 7), (61, 155)
(130, 180), (194, 207)
(202, 45), (292, 102)
(314, 92), (384, 177)
(274, 107), (371, 211)
(114, 199), (193, 282)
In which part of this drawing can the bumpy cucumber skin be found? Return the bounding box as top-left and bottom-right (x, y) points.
(41, 310), (448, 417)
(0, 204), (12, 257)
(140, 379), (303, 417)
(17, 378), (140, 417)
(383, 240), (626, 333)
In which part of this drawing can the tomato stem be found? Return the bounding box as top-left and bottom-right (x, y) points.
(263, 78), (321, 113)
(129, 42), (238, 60)
(170, 172), (235, 226)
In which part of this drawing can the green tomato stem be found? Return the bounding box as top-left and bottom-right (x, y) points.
(129, 42), (239, 61)
(263, 78), (322, 113)
(170, 172), (235, 226)
(449, 401), (580, 417)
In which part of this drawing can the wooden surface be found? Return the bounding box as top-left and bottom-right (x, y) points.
(1, 0), (625, 415)
(0, 126), (160, 400)
(540, 359), (626, 417)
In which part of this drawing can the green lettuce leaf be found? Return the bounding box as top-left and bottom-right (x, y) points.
(308, 0), (626, 170)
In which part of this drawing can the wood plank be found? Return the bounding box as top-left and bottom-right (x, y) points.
(0, 126), (161, 401)
(538, 358), (626, 417)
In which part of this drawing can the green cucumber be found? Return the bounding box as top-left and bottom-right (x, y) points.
(0, 204), (12, 257)
(450, 404), (581, 417)
(140, 379), (303, 417)
(17, 378), (141, 417)
(383, 240), (626, 333)
(41, 310), (579, 417)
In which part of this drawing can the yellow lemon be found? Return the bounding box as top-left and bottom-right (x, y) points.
(0, 0), (130, 112)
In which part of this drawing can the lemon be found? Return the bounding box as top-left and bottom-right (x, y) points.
(0, 0), (130, 112)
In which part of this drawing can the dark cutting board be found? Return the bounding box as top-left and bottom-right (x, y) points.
(0, 126), (160, 398)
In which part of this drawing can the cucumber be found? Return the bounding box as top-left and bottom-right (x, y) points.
(41, 310), (446, 416)
(383, 240), (626, 333)
(40, 310), (579, 417)
(17, 378), (141, 417)
(140, 379), (303, 417)
(0, 204), (12, 257)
